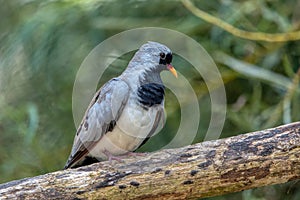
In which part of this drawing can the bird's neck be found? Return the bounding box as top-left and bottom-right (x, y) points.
(121, 68), (163, 91)
(140, 70), (163, 85)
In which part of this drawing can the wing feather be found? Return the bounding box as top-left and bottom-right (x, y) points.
(64, 78), (129, 168)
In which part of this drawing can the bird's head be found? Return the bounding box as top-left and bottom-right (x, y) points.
(125, 41), (177, 80)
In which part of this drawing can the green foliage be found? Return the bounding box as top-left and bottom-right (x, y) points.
(0, 0), (299, 199)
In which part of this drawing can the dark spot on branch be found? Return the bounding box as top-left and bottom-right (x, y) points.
(246, 131), (276, 141)
(206, 150), (216, 159)
(76, 190), (86, 195)
(229, 141), (257, 153)
(179, 152), (197, 163)
(130, 181), (140, 187)
(118, 185), (127, 189)
(56, 173), (71, 179)
(94, 172), (131, 189)
(279, 133), (290, 139)
(224, 141), (258, 162)
(198, 160), (212, 169)
(105, 173), (114, 178)
(180, 153), (193, 158)
(259, 143), (275, 156)
(104, 171), (132, 179)
(95, 180), (114, 189)
(270, 128), (282, 135)
(183, 180), (193, 185)
(190, 170), (199, 176)
(75, 165), (95, 172)
(151, 168), (162, 174)
(186, 147), (194, 150)
(165, 170), (171, 176)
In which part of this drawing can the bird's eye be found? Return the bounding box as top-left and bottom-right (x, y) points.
(160, 52), (166, 59)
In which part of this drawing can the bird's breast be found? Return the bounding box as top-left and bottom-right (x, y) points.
(90, 99), (164, 159)
(117, 98), (162, 138)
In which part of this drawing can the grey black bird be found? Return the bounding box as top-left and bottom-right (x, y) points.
(64, 41), (177, 169)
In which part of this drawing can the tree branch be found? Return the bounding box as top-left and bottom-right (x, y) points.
(1, 122), (300, 199)
(181, 0), (300, 42)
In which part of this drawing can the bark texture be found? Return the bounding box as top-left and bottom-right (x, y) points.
(1, 122), (300, 200)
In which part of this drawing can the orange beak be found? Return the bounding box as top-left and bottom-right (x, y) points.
(167, 64), (178, 78)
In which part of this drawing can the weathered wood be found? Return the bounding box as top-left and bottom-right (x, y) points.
(1, 122), (300, 200)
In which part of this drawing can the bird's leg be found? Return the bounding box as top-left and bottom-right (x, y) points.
(126, 152), (147, 157)
(108, 151), (147, 160)
(103, 150), (148, 164)
(103, 150), (124, 163)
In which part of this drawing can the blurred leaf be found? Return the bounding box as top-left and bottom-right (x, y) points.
(214, 51), (292, 90)
(24, 103), (39, 145)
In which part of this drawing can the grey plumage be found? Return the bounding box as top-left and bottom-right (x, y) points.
(64, 41), (176, 169)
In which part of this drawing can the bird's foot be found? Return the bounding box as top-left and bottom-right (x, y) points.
(103, 150), (147, 164)
(126, 152), (147, 157)
(103, 150), (124, 163)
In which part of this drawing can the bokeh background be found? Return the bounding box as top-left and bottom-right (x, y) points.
(0, 0), (299, 199)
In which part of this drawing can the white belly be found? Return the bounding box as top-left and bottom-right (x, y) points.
(89, 101), (163, 160)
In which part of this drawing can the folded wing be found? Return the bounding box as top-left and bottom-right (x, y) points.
(64, 78), (129, 169)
